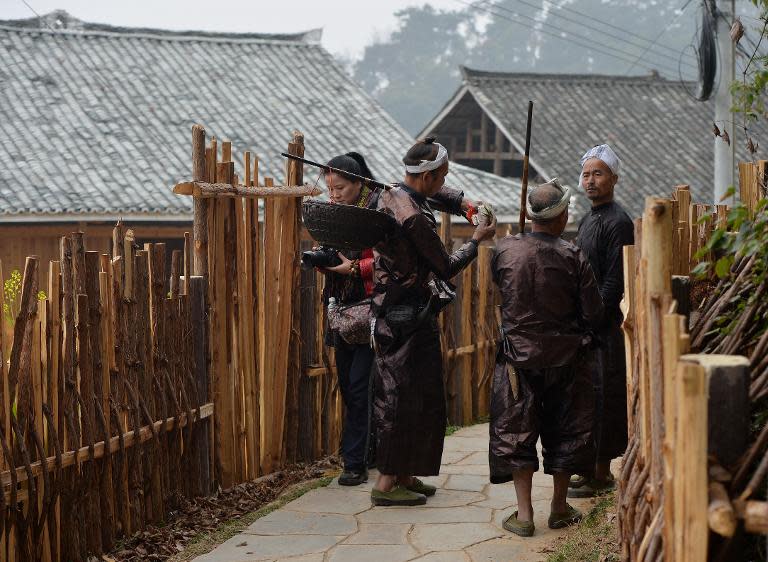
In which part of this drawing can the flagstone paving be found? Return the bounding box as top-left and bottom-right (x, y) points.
(195, 423), (598, 562)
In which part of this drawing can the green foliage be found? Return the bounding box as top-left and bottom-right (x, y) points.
(2, 269), (22, 326)
(693, 199), (768, 280)
(731, 2), (768, 149)
(2, 269), (47, 328)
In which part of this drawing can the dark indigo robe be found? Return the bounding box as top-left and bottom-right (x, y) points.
(372, 184), (476, 476)
(576, 200), (635, 461)
(489, 233), (603, 479)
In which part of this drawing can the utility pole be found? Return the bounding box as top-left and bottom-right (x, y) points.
(714, 0), (737, 203)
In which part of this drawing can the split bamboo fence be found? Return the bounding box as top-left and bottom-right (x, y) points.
(0, 126), (500, 561)
(175, 126), (500, 487)
(0, 230), (211, 562)
(618, 165), (768, 561)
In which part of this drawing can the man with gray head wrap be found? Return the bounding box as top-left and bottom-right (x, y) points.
(488, 179), (603, 537)
(569, 144), (634, 499)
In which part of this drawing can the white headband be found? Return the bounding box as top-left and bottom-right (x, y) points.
(404, 143), (448, 174)
(526, 178), (572, 220)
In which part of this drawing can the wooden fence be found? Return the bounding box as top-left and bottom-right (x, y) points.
(0, 126), (500, 561)
(175, 126), (500, 489)
(618, 175), (767, 561)
(0, 231), (211, 561)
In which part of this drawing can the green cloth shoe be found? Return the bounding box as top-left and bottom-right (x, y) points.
(502, 511), (535, 537)
(566, 475), (616, 498)
(568, 474), (588, 489)
(371, 485), (427, 506)
(405, 477), (437, 497)
(548, 504), (583, 529)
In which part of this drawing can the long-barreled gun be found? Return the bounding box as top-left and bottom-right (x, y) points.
(518, 101), (534, 234)
(281, 152), (474, 223)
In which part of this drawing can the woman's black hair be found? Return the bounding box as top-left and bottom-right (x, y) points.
(403, 136), (440, 171)
(326, 152), (375, 182)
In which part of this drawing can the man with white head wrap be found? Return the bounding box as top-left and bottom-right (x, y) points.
(489, 179), (603, 537)
(370, 137), (497, 507)
(569, 144), (634, 499)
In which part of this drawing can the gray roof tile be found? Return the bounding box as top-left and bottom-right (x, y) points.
(0, 12), (521, 221)
(424, 66), (765, 218)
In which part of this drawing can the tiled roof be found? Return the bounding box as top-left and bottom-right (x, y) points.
(0, 12), (522, 222)
(422, 66), (762, 218)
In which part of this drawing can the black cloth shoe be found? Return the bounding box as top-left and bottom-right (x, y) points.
(338, 468), (368, 486)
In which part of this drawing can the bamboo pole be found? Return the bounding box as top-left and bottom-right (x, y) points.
(621, 245), (637, 435)
(662, 312), (684, 561)
(641, 197), (673, 512)
(208, 186), (232, 486)
(193, 125), (208, 277)
(476, 246), (492, 417)
(460, 263), (474, 425)
(674, 359), (708, 562)
(676, 186), (691, 275)
(282, 132), (305, 466)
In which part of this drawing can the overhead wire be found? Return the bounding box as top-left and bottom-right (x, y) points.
(624, 0), (696, 75)
(476, 0), (697, 71)
(455, 0), (695, 78)
(528, 0), (698, 58)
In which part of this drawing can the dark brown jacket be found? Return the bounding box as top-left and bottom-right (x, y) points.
(492, 232), (603, 369)
(373, 183), (476, 311)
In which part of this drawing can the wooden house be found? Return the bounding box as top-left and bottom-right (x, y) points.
(419, 66), (763, 217)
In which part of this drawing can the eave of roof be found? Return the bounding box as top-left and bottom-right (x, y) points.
(0, 10), (322, 45)
(418, 68), (553, 181)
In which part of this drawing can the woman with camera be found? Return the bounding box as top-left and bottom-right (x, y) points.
(317, 152), (379, 487)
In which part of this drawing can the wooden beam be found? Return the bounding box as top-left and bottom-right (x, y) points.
(480, 112), (488, 153)
(0, 403), (214, 493)
(493, 126), (504, 176)
(174, 181), (322, 198)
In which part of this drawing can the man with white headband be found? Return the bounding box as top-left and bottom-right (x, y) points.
(370, 136), (497, 507)
(489, 179), (603, 537)
(569, 144), (634, 499)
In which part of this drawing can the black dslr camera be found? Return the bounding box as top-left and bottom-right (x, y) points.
(301, 246), (343, 269)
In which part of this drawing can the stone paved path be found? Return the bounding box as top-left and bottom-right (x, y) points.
(195, 423), (597, 562)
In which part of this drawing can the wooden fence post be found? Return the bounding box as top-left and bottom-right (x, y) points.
(193, 125), (208, 277)
(674, 359), (708, 562)
(641, 197), (672, 514)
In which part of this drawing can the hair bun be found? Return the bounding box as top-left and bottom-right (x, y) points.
(422, 136), (437, 145)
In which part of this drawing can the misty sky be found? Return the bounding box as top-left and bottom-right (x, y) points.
(0, 0), (460, 59)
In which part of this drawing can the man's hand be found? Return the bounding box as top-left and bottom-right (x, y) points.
(472, 216), (497, 243)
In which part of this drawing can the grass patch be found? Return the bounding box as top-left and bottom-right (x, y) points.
(445, 424), (461, 436)
(167, 476), (335, 562)
(546, 493), (620, 562)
